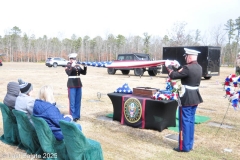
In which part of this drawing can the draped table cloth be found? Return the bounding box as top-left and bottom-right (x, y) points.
(107, 93), (178, 131)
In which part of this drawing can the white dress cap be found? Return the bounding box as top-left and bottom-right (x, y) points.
(184, 48), (201, 56)
(68, 53), (78, 58)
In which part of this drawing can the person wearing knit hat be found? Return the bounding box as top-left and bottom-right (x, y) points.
(18, 79), (33, 95)
(3, 82), (20, 110)
(15, 78), (35, 124)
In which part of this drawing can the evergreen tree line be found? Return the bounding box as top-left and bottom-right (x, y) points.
(0, 18), (239, 66)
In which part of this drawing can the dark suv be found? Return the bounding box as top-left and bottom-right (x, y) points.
(45, 57), (69, 67)
(107, 53), (161, 76)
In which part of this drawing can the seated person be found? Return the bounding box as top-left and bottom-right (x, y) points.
(33, 85), (82, 141)
(15, 79), (35, 124)
(3, 82), (20, 110)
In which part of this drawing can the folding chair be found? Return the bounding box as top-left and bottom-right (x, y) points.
(31, 116), (69, 160)
(12, 109), (43, 154)
(0, 102), (24, 149)
(59, 120), (104, 160)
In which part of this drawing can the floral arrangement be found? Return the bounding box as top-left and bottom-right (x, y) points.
(151, 77), (181, 100)
(224, 74), (240, 110)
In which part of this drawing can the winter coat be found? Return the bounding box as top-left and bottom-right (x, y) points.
(33, 99), (72, 141)
(15, 93), (35, 124)
(3, 82), (20, 109)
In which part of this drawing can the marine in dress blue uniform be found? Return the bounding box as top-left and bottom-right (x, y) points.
(65, 53), (87, 122)
(166, 48), (203, 152)
(236, 53), (240, 75)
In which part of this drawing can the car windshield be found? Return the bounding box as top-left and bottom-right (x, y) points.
(118, 56), (125, 60)
(135, 55), (149, 60)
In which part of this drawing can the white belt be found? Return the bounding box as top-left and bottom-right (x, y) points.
(180, 85), (199, 97)
(185, 85), (199, 90)
(68, 76), (80, 78)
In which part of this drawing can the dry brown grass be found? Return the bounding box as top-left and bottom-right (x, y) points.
(0, 62), (240, 160)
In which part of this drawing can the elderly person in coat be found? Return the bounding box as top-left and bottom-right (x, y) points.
(33, 85), (82, 141)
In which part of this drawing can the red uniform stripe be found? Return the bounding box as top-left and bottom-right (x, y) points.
(179, 107), (183, 150)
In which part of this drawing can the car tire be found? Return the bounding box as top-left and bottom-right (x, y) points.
(148, 69), (158, 76)
(121, 70), (130, 75)
(53, 63), (58, 68)
(108, 68), (116, 75)
(134, 68), (143, 76)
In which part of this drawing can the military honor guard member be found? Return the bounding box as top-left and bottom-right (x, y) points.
(65, 53), (87, 122)
(236, 52), (240, 75)
(165, 48), (203, 152)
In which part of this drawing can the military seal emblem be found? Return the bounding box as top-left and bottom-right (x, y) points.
(124, 98), (142, 123)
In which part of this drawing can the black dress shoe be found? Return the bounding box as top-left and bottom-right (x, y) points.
(173, 147), (182, 152)
(73, 118), (78, 122)
(173, 148), (190, 152)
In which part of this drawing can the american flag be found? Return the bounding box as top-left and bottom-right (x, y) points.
(114, 83), (132, 94)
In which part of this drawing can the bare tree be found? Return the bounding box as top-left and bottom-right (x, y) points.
(151, 36), (162, 60)
(133, 36), (142, 53)
(93, 36), (104, 61)
(168, 21), (188, 46)
(210, 25), (226, 46)
(107, 34), (116, 61)
(83, 36), (90, 61)
(207, 25), (226, 65)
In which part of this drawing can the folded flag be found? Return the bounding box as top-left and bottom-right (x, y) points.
(114, 83), (133, 94)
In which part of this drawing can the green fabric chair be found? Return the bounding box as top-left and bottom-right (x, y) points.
(31, 116), (69, 160)
(59, 120), (104, 160)
(12, 109), (43, 155)
(0, 102), (25, 149)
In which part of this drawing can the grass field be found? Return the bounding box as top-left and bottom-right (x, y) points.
(0, 62), (240, 160)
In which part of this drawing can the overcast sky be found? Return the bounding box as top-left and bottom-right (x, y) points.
(0, 0), (239, 39)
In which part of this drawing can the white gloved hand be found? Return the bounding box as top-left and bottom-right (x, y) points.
(71, 61), (76, 67)
(165, 60), (172, 67)
(64, 115), (73, 121)
(173, 60), (180, 68)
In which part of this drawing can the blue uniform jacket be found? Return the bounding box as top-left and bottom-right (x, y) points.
(33, 99), (71, 140)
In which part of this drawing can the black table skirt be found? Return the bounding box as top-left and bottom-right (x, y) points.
(107, 93), (178, 132)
